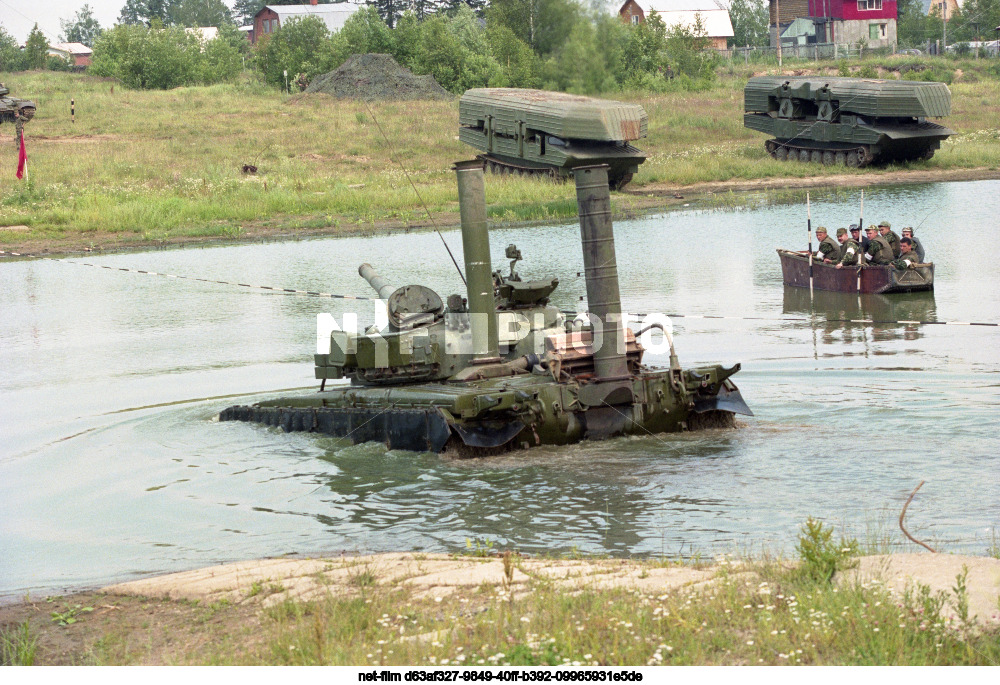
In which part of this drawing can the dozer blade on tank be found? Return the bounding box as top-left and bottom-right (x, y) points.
(459, 88), (647, 190)
(744, 76), (953, 167)
(0, 83), (36, 134)
(219, 162), (752, 456)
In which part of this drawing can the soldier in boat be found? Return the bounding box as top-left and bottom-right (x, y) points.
(879, 221), (901, 258)
(834, 228), (861, 269)
(901, 226), (925, 262)
(851, 224), (868, 253)
(864, 225), (894, 265)
(813, 226), (842, 263)
(891, 238), (921, 269)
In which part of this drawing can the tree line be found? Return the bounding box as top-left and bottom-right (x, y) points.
(4, 1), (769, 94)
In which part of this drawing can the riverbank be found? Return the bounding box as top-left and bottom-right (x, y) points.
(2, 550), (998, 666)
(1, 66), (998, 256)
(3, 166), (998, 258)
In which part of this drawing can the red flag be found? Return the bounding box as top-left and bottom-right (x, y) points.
(16, 133), (27, 180)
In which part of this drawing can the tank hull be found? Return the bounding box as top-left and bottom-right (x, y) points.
(219, 163), (752, 456)
(219, 364), (752, 454)
(744, 76), (953, 167)
(0, 95), (36, 125)
(459, 88), (647, 189)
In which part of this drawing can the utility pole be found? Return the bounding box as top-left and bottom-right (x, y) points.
(776, 0), (782, 66)
(941, 2), (947, 52)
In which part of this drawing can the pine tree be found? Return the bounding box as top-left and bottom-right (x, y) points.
(23, 24), (50, 69)
(368, 0), (408, 28)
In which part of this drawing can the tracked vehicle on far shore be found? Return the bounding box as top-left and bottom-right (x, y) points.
(0, 83), (36, 136)
(744, 76), (953, 167)
(459, 88), (648, 190)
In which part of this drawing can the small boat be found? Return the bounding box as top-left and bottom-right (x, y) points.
(777, 249), (934, 294)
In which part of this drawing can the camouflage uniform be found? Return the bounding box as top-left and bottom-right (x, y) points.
(879, 222), (901, 258)
(814, 231), (842, 263)
(865, 234), (894, 265)
(891, 252), (920, 269)
(904, 234), (926, 262)
(837, 238), (861, 266)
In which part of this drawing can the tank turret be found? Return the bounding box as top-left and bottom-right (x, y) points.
(744, 76), (954, 166)
(459, 88), (647, 190)
(221, 162), (752, 455)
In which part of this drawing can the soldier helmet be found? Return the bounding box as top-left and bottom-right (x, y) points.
(849, 224), (860, 232)
(902, 226), (914, 234)
(866, 224), (878, 232)
(816, 226), (827, 234)
(878, 220), (890, 228)
(836, 228), (848, 237)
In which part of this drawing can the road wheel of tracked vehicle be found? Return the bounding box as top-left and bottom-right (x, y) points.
(811, 151), (823, 164)
(775, 146), (788, 161)
(608, 171), (633, 190)
(798, 150), (811, 163)
(846, 150), (860, 168)
(822, 151), (835, 166)
(765, 141), (776, 157)
(921, 148), (936, 161)
(835, 151), (846, 166)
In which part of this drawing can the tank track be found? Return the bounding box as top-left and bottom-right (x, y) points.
(477, 155), (634, 191)
(765, 140), (875, 168)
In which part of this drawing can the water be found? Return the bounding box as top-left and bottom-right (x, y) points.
(2, 180), (999, 600)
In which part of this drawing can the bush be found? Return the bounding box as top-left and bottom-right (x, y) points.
(256, 16), (339, 89)
(795, 517), (859, 583)
(857, 63), (878, 78)
(90, 23), (245, 89)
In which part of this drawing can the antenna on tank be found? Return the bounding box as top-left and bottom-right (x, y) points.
(362, 99), (467, 287)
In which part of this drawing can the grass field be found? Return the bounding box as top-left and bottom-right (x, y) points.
(1, 57), (998, 250)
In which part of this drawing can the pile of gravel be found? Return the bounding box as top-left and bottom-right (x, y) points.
(305, 53), (452, 101)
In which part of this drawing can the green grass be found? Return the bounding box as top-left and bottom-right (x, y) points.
(1, 59), (998, 248)
(0, 621), (37, 665)
(215, 556), (998, 666)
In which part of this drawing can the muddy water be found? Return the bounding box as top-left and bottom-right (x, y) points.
(2, 180), (998, 599)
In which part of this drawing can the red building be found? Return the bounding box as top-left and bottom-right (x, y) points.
(252, 1), (363, 45)
(771, 0), (897, 47)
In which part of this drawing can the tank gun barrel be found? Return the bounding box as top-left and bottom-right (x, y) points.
(358, 263), (396, 299)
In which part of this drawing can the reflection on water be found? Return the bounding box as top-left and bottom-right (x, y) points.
(1, 179), (999, 599)
(782, 287), (938, 343)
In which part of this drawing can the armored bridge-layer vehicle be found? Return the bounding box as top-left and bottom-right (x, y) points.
(744, 76), (953, 167)
(0, 83), (36, 132)
(219, 163), (751, 456)
(459, 88), (648, 190)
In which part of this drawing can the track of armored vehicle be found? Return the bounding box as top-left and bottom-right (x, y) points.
(744, 76), (953, 167)
(459, 88), (648, 190)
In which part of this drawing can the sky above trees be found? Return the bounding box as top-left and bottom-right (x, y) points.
(1, 0), (123, 44)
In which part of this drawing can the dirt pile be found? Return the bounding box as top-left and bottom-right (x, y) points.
(305, 53), (452, 101)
